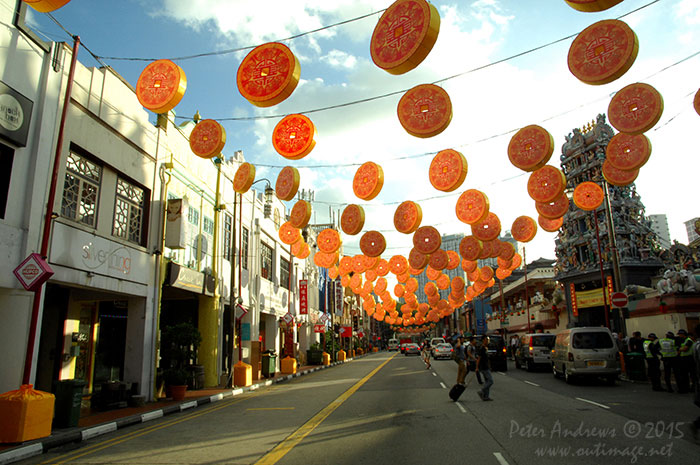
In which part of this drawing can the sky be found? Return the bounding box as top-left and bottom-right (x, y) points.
(22, 0), (700, 264)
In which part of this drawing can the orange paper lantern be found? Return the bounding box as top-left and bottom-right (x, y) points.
(455, 189), (489, 225)
(275, 166), (300, 201)
(535, 193), (570, 220)
(511, 216), (538, 243)
(237, 42), (300, 107)
(394, 201), (423, 234)
(602, 160), (639, 186)
(564, 0), (623, 12)
(608, 82), (664, 135)
(370, 0), (440, 75)
(527, 165), (567, 203)
(278, 222), (301, 245)
(360, 231), (386, 257)
(471, 212), (501, 242)
(413, 226), (442, 255)
(233, 162), (256, 194)
(498, 241), (516, 260)
(445, 250), (460, 270)
(317, 228), (342, 253)
(428, 249), (449, 270)
(289, 200), (312, 229)
(23, 0), (71, 12)
(272, 114), (316, 160)
(189, 119), (226, 159)
(605, 133), (651, 171)
(694, 88), (700, 116)
(538, 215), (564, 233)
(136, 59), (187, 114)
(573, 181), (604, 211)
(507, 125), (554, 172)
(340, 204), (365, 236)
(353, 162), (384, 201)
(314, 251), (339, 269)
(459, 236), (483, 261)
(408, 247), (430, 270)
(568, 19), (638, 85)
(389, 255), (409, 275)
(397, 84), (452, 138)
(429, 149), (467, 192)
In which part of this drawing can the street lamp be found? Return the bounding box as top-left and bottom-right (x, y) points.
(250, 178), (275, 218)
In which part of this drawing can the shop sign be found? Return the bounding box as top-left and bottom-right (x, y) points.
(570, 283), (578, 317)
(165, 198), (187, 249)
(334, 279), (343, 317)
(320, 313), (330, 324)
(299, 279), (308, 314)
(339, 326), (352, 338)
(13, 253), (53, 292)
(241, 323), (251, 341)
(168, 262), (204, 293)
(282, 312), (294, 325)
(313, 324), (325, 333)
(0, 80), (33, 147)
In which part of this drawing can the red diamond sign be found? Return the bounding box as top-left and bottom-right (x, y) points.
(13, 253), (54, 292)
(282, 312), (294, 324)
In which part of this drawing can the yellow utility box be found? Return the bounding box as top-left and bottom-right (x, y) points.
(281, 356), (297, 374)
(233, 361), (252, 387)
(0, 385), (55, 443)
(322, 352), (331, 366)
(337, 350), (346, 362)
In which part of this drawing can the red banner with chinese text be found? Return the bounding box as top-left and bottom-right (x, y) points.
(570, 283), (578, 317)
(299, 279), (308, 314)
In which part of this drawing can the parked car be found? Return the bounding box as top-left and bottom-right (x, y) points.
(483, 334), (508, 372)
(403, 343), (421, 356)
(515, 333), (556, 371)
(387, 339), (400, 351)
(431, 343), (454, 360)
(429, 337), (446, 349)
(551, 327), (620, 385)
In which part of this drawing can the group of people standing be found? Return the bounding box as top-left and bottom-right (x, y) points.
(453, 335), (493, 401)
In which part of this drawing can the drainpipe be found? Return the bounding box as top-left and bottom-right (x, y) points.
(23, 36), (80, 385)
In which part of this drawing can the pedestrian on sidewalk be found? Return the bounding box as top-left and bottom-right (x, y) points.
(454, 336), (467, 385)
(644, 333), (664, 391)
(476, 335), (494, 401)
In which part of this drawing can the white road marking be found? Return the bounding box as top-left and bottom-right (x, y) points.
(439, 382), (447, 389)
(576, 397), (610, 409)
(455, 402), (466, 413)
(524, 380), (540, 387)
(432, 372), (437, 377)
(494, 452), (510, 465)
(497, 371), (506, 376)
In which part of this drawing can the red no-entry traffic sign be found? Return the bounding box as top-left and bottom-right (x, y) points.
(611, 292), (628, 308)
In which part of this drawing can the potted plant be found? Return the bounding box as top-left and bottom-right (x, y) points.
(160, 322), (202, 400)
(306, 342), (323, 365)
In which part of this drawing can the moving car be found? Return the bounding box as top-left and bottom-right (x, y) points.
(515, 333), (556, 371)
(429, 337), (446, 349)
(431, 343), (454, 360)
(551, 327), (620, 385)
(403, 343), (421, 356)
(387, 339), (399, 351)
(483, 334), (508, 372)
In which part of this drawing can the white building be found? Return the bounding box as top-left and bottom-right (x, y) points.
(684, 217), (699, 244)
(648, 214), (671, 249)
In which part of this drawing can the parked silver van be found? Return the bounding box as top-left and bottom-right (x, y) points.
(551, 327), (620, 385)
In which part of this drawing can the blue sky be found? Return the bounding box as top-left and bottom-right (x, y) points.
(24, 0), (700, 262)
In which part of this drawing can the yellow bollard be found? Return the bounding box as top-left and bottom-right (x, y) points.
(322, 352), (331, 366)
(233, 361), (252, 387)
(281, 356), (297, 374)
(338, 350), (346, 362)
(0, 385), (54, 443)
(372, 347), (379, 352)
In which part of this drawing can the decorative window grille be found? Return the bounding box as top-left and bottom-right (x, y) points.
(261, 242), (273, 280)
(280, 257), (290, 290)
(223, 213), (232, 261)
(113, 177), (145, 244)
(61, 151), (101, 227)
(242, 227), (249, 270)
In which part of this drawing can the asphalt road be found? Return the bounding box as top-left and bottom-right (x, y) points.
(16, 352), (700, 465)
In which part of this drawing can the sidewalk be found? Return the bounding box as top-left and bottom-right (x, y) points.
(0, 358), (361, 465)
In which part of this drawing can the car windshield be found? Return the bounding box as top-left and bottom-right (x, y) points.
(572, 332), (614, 349)
(487, 336), (504, 349)
(531, 335), (556, 348)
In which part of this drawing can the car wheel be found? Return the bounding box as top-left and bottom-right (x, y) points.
(564, 368), (574, 384)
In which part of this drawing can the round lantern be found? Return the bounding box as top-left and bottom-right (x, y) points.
(23, 0), (71, 12)
(455, 189), (489, 225)
(275, 166), (300, 201)
(429, 149), (467, 192)
(360, 231), (386, 257)
(535, 193), (570, 220)
(498, 241), (516, 260)
(471, 212), (501, 242)
(278, 222), (301, 245)
(233, 162), (256, 193)
(564, 0), (623, 12)
(608, 82), (664, 134)
(459, 235), (483, 261)
(568, 19), (638, 85)
(317, 228), (342, 254)
(136, 59), (187, 114)
(408, 247), (430, 270)
(413, 226), (442, 255)
(538, 215), (564, 233)
(602, 160), (639, 186)
(445, 250), (460, 270)
(573, 182), (605, 211)
(389, 255), (409, 275)
(507, 125), (554, 172)
(353, 162), (384, 201)
(397, 84), (452, 138)
(394, 201), (423, 234)
(289, 199), (312, 229)
(694, 88), (700, 116)
(511, 216), (538, 243)
(237, 42), (300, 107)
(605, 132), (651, 171)
(340, 204), (365, 236)
(370, 0), (440, 75)
(527, 165), (567, 203)
(272, 114), (316, 160)
(189, 119), (226, 159)
(313, 251), (339, 269)
(429, 249), (449, 270)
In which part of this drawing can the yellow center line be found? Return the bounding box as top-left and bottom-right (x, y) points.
(255, 353), (396, 465)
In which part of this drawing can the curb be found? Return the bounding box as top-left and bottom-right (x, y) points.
(0, 358), (360, 464)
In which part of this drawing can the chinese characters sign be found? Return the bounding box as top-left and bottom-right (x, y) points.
(299, 279), (308, 314)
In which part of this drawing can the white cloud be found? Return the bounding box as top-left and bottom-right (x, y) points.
(320, 50), (358, 69)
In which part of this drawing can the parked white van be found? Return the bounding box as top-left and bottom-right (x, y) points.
(551, 327), (620, 385)
(387, 339), (400, 351)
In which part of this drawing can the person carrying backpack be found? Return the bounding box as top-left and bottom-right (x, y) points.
(454, 336), (467, 385)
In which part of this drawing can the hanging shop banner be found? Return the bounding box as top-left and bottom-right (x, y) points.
(575, 288), (607, 309)
(299, 279), (308, 314)
(570, 283), (578, 317)
(334, 278), (343, 317)
(313, 324), (325, 333)
(606, 275), (613, 302)
(0, 80), (33, 147)
(339, 326), (352, 338)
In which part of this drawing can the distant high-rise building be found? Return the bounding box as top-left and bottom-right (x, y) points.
(685, 217), (700, 244)
(648, 214), (671, 249)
